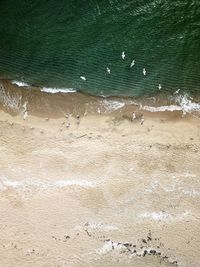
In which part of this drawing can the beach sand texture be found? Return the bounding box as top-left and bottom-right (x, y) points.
(0, 81), (200, 267)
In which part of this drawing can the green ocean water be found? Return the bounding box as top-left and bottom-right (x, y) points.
(0, 0), (200, 97)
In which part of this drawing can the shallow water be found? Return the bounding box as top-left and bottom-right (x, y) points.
(0, 1), (200, 97)
(1, 80), (200, 118)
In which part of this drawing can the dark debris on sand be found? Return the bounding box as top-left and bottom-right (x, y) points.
(100, 231), (178, 266)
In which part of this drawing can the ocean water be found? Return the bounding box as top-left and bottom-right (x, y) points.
(0, 0), (200, 97)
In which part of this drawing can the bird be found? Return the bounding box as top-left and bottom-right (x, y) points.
(143, 68), (146, 76)
(121, 51), (125, 60)
(80, 76), (86, 81)
(174, 89), (180, 94)
(45, 117), (49, 121)
(130, 60), (135, 68)
(76, 115), (80, 125)
(140, 115), (145, 125)
(23, 111), (28, 120)
(158, 84), (162, 90)
(106, 67), (111, 74)
(66, 123), (70, 128)
(22, 102), (27, 112)
(132, 112), (136, 122)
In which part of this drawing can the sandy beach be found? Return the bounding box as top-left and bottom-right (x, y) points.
(0, 81), (200, 267)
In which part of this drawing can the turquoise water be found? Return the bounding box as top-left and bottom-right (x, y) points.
(0, 0), (200, 97)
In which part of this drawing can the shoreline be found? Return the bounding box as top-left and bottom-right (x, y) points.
(1, 79), (200, 120)
(0, 79), (200, 267)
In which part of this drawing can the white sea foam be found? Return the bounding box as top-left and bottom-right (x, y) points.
(142, 94), (200, 113)
(0, 178), (96, 195)
(85, 222), (118, 231)
(139, 211), (169, 221)
(142, 105), (182, 112)
(139, 210), (191, 221)
(11, 80), (30, 87)
(182, 189), (200, 197)
(97, 241), (113, 254)
(0, 178), (49, 192)
(179, 172), (197, 178)
(11, 80), (77, 94)
(145, 179), (177, 193)
(97, 240), (125, 255)
(0, 84), (22, 111)
(2, 179), (21, 188)
(55, 180), (96, 188)
(74, 222), (118, 234)
(102, 99), (125, 112)
(41, 87), (76, 94)
(175, 93), (200, 112)
(97, 240), (162, 258)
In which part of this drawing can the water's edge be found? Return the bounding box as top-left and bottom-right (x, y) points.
(0, 79), (200, 119)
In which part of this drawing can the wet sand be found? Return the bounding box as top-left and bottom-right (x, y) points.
(0, 81), (200, 267)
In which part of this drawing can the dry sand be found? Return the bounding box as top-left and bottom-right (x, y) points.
(0, 81), (200, 267)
